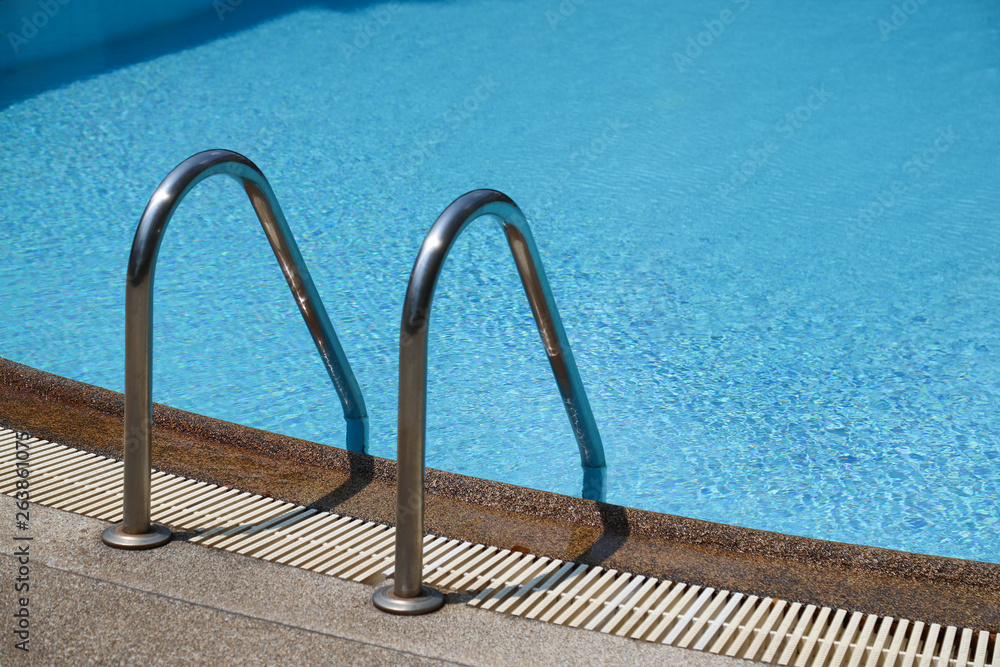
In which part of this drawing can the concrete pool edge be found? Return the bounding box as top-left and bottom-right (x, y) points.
(1, 356), (998, 632)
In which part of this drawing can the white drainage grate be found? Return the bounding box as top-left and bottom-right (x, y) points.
(2, 428), (997, 666)
(0, 429), (402, 584)
(471, 567), (999, 666)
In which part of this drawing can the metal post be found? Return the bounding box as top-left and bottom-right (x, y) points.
(373, 189), (606, 614)
(102, 149), (369, 549)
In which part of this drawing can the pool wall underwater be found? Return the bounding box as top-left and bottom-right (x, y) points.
(0, 0), (209, 74)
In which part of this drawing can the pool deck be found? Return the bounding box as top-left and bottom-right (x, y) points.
(1, 356), (999, 664)
(1, 497), (742, 666)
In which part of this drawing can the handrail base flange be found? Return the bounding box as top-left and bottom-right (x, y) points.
(372, 584), (444, 615)
(101, 522), (172, 550)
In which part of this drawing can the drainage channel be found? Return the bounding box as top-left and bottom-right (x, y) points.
(1, 427), (997, 667)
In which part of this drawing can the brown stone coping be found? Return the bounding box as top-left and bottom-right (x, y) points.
(1, 356), (998, 632)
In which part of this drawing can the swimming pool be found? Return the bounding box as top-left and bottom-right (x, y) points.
(1, 0), (998, 564)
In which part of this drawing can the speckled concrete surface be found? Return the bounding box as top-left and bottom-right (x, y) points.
(2, 356), (999, 635)
(0, 497), (745, 666)
(2, 569), (456, 666)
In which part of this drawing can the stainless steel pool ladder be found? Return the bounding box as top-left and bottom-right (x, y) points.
(373, 189), (606, 614)
(102, 149), (369, 550)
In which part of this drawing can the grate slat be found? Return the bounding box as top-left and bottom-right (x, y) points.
(633, 581), (690, 642)
(864, 616), (895, 667)
(679, 588), (732, 650)
(584, 573), (647, 632)
(792, 606), (831, 667)
(744, 598), (788, 662)
(503, 561), (579, 618)
(972, 630), (989, 667)
(711, 594), (759, 655)
(919, 623), (943, 667)
(556, 568), (622, 627)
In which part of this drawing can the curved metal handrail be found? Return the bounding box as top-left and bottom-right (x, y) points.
(373, 189), (606, 614)
(102, 149), (368, 550)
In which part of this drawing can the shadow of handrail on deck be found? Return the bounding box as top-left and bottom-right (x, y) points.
(165, 454), (374, 541)
(307, 451), (376, 513)
(572, 502), (631, 566)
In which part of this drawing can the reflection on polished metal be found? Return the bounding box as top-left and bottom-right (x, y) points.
(102, 149), (369, 550)
(371, 584), (444, 615)
(101, 522), (172, 550)
(373, 189), (606, 615)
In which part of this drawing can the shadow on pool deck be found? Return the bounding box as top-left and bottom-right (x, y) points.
(0, 497), (744, 666)
(310, 450), (378, 512)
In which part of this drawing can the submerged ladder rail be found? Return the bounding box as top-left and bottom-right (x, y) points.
(373, 189), (606, 615)
(102, 149), (368, 550)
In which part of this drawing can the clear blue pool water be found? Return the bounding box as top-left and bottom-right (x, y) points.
(1, 0), (998, 563)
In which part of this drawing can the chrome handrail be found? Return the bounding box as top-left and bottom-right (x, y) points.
(372, 189), (606, 614)
(102, 149), (368, 550)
